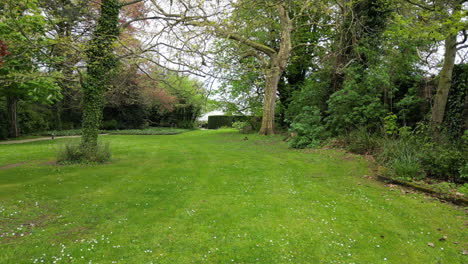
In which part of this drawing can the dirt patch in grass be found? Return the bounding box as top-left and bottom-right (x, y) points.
(42, 161), (58, 166)
(0, 214), (56, 244)
(55, 226), (89, 238)
(0, 162), (26, 170)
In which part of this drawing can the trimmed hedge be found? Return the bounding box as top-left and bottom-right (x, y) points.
(208, 116), (235, 129)
(207, 115), (261, 130)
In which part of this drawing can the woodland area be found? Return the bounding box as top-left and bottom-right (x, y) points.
(1, 1), (468, 262)
(0, 0), (467, 183)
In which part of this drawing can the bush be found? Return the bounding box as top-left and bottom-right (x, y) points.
(374, 134), (425, 180)
(460, 163), (468, 180)
(288, 106), (326, 149)
(101, 119), (118, 130)
(383, 113), (398, 137)
(420, 144), (465, 182)
(389, 155), (425, 180)
(176, 120), (196, 129)
(342, 127), (380, 154)
(232, 121), (252, 133)
(18, 103), (53, 134)
(325, 65), (387, 135)
(371, 130), (467, 182)
(207, 116), (258, 130)
(197, 121), (208, 128)
(57, 143), (111, 164)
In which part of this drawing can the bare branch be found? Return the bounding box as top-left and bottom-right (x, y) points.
(120, 0), (145, 7)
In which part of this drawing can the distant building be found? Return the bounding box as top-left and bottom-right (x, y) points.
(198, 110), (224, 122)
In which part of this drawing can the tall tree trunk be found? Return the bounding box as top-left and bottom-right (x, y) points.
(81, 0), (120, 149)
(259, 64), (282, 135)
(258, 4), (292, 135)
(53, 102), (63, 130)
(463, 91), (468, 132)
(6, 96), (18, 138)
(430, 33), (458, 129)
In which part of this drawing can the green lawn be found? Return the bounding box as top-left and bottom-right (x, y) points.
(0, 130), (466, 263)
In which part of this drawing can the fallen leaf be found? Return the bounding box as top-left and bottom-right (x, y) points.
(427, 242), (435, 247)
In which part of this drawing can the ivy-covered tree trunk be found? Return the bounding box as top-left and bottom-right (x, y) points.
(81, 0), (120, 149)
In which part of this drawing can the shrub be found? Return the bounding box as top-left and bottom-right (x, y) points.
(383, 113), (398, 137)
(232, 121), (251, 133)
(197, 121), (208, 128)
(460, 163), (468, 180)
(375, 135), (425, 180)
(341, 127), (380, 154)
(18, 103), (53, 134)
(57, 143), (111, 164)
(389, 156), (425, 180)
(176, 120), (196, 129)
(207, 116), (258, 130)
(325, 66), (387, 135)
(371, 129), (467, 182)
(101, 119), (118, 130)
(288, 106), (326, 149)
(420, 144), (465, 182)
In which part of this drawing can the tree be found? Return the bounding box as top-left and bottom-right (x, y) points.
(400, 0), (468, 130)
(210, 1), (293, 135)
(0, 0), (61, 137)
(80, 0), (121, 149)
(328, 0), (391, 94)
(80, 0), (151, 150)
(430, 1), (467, 129)
(155, 0), (327, 134)
(38, 0), (96, 130)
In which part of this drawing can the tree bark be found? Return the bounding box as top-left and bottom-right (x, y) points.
(259, 64), (282, 135)
(6, 96), (18, 138)
(430, 33), (458, 129)
(463, 91), (468, 131)
(258, 4), (293, 135)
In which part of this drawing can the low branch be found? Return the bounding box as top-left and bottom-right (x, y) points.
(120, 0), (145, 7)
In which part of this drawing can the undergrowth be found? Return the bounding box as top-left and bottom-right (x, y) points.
(57, 142), (111, 164)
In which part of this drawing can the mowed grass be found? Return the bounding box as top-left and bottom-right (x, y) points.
(0, 130), (466, 264)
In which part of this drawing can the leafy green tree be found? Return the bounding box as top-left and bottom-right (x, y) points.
(38, 0), (95, 130)
(0, 0), (61, 137)
(397, 0), (467, 131)
(182, 0), (329, 134)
